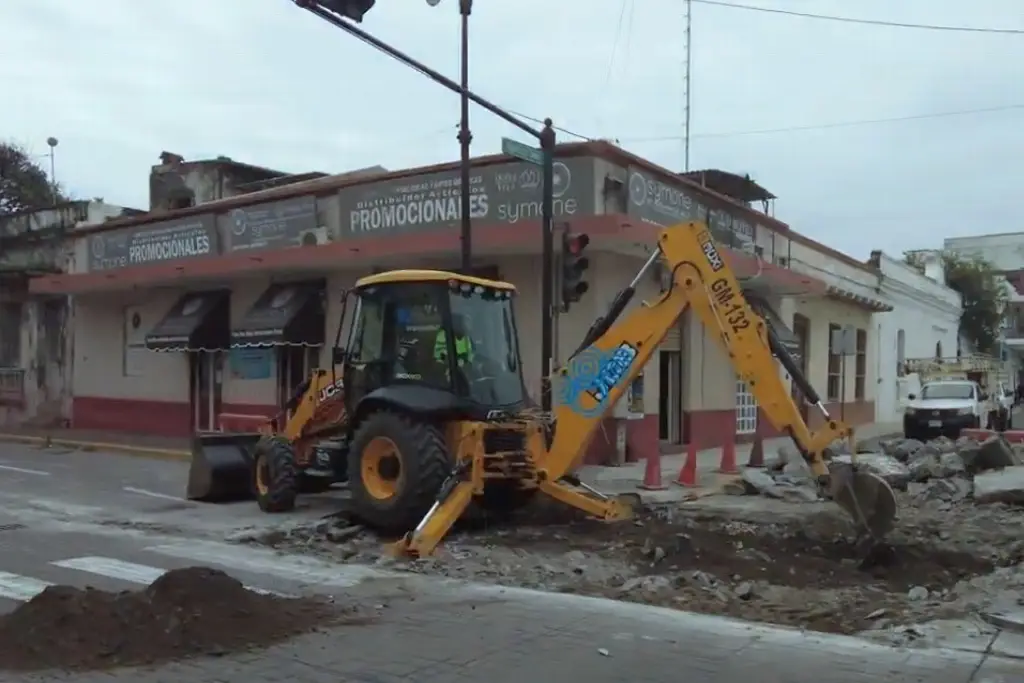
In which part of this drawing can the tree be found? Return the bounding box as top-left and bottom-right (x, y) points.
(904, 250), (1008, 355)
(0, 141), (66, 214)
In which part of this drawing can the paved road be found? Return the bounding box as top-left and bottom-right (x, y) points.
(0, 441), (1021, 682)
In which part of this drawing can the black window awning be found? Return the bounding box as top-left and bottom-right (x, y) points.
(231, 281), (325, 348)
(145, 290), (230, 352)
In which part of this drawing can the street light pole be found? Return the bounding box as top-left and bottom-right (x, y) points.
(426, 0), (472, 273)
(457, 0), (473, 273)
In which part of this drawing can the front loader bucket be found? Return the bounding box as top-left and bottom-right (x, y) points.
(186, 432), (262, 502)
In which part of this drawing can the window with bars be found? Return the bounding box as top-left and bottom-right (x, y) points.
(855, 328), (867, 400)
(827, 323), (841, 402)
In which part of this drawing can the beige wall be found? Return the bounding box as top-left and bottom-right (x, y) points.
(73, 291), (191, 402)
(69, 253), (878, 418)
(794, 297), (876, 404)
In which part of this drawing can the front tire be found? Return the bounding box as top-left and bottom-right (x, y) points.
(348, 411), (451, 533)
(253, 436), (298, 513)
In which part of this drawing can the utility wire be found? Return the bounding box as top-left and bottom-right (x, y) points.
(623, 104), (1024, 142)
(691, 0), (1024, 35)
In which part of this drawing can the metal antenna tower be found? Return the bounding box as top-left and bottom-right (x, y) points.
(683, 0), (692, 171)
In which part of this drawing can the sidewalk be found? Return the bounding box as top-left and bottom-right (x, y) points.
(577, 421), (903, 502)
(5, 575), (1015, 683)
(0, 426), (190, 459)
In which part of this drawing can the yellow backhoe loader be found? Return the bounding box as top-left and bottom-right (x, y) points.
(187, 220), (897, 556)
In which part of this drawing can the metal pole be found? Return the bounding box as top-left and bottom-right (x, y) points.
(683, 0), (692, 171)
(458, 0), (473, 273)
(840, 355), (847, 423)
(540, 120), (556, 414)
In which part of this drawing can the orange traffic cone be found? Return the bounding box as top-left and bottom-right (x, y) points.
(674, 441), (698, 487)
(717, 439), (739, 475)
(638, 449), (667, 491)
(746, 428), (765, 468)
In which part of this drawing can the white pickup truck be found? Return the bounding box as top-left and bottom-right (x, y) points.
(903, 379), (1011, 440)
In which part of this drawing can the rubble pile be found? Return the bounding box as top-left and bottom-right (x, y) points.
(734, 434), (1024, 507)
(232, 433), (1024, 642)
(0, 567), (350, 672)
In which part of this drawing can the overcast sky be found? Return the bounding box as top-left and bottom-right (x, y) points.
(2, 0), (1021, 259)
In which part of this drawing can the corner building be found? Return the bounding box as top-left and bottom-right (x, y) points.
(30, 142), (890, 464)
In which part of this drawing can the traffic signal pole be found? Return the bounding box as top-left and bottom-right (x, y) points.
(540, 126), (555, 414)
(294, 0), (558, 412)
(457, 0), (472, 273)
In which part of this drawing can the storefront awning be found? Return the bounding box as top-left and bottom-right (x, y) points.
(145, 290), (230, 352)
(231, 281), (326, 348)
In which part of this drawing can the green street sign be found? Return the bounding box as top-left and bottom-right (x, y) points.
(501, 137), (543, 166)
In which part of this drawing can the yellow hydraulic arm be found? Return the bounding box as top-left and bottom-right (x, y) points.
(537, 221), (851, 489)
(393, 221), (873, 557)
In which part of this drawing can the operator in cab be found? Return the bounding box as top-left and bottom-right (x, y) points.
(433, 314), (475, 370)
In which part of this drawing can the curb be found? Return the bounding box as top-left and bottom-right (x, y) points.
(0, 433), (191, 462)
(980, 610), (1024, 634)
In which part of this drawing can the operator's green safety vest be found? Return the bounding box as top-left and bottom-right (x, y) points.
(434, 330), (474, 367)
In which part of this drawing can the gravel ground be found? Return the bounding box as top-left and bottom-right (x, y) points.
(230, 434), (1024, 638)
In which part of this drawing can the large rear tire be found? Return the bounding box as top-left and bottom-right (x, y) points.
(253, 436), (298, 513)
(348, 411), (451, 533)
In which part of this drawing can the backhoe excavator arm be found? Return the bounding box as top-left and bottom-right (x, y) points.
(538, 221), (849, 484)
(393, 220), (885, 558)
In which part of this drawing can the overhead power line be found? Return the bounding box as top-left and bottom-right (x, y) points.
(691, 0), (1024, 34)
(623, 104), (1024, 142)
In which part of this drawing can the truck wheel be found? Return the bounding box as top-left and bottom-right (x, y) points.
(253, 436), (298, 513)
(348, 411), (451, 533)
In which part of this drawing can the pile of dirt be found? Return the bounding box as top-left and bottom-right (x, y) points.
(0, 567), (351, 672)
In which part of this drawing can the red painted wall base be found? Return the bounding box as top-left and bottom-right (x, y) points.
(71, 396), (875, 465)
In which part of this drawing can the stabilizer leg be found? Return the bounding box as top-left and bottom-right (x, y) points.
(538, 478), (634, 521)
(388, 481), (475, 558)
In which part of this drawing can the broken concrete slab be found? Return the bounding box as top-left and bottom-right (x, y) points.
(831, 452), (910, 490)
(980, 608), (1024, 634)
(973, 465), (1024, 505)
(964, 436), (1021, 473)
(730, 468), (820, 503)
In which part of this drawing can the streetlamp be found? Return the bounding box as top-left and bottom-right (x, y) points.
(45, 137), (58, 205)
(425, 0), (473, 274)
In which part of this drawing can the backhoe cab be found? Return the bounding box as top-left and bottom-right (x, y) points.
(187, 270), (551, 530)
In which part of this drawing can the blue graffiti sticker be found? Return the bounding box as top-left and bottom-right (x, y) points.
(561, 343), (639, 417)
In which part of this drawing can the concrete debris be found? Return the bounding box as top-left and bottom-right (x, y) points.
(970, 437), (1022, 472)
(973, 466), (1024, 505)
(750, 434), (1024, 510)
(832, 453), (910, 490)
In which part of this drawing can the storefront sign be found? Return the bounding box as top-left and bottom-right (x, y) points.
(336, 157), (595, 237)
(626, 166), (760, 251)
(226, 196), (320, 252)
(87, 215), (217, 272)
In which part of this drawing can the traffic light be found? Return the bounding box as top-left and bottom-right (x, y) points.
(560, 231), (590, 311)
(321, 0), (376, 22)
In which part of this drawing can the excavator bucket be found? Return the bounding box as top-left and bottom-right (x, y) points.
(828, 460), (898, 540)
(186, 432), (261, 502)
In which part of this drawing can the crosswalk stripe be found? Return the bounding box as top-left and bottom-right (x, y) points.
(147, 540), (385, 588)
(52, 557), (286, 597)
(0, 571), (52, 602)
